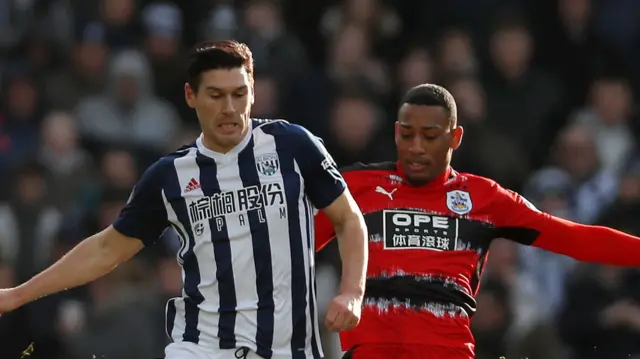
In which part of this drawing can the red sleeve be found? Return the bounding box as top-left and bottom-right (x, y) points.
(314, 210), (336, 252)
(313, 170), (366, 252)
(490, 181), (640, 266)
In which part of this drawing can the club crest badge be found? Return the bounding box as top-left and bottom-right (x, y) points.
(256, 153), (280, 176)
(446, 190), (473, 215)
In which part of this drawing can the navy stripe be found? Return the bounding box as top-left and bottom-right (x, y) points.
(166, 298), (177, 340)
(166, 153), (204, 344)
(269, 132), (308, 358)
(196, 153), (237, 349)
(303, 199), (320, 358)
(238, 137), (275, 358)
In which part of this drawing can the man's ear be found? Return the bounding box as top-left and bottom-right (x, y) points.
(185, 83), (196, 109)
(394, 121), (400, 146)
(452, 126), (464, 150)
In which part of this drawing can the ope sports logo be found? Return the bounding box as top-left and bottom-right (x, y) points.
(382, 209), (458, 251)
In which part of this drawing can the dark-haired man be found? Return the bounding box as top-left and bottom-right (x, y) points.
(315, 83), (640, 359)
(0, 40), (369, 359)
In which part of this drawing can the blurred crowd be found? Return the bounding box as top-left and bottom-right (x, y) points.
(1, 0), (640, 358)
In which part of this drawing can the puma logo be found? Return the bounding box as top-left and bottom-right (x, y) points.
(375, 186), (397, 200)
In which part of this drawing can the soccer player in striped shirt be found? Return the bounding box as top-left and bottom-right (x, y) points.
(0, 40), (369, 359)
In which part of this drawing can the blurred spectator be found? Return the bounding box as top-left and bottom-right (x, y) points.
(289, 22), (387, 137)
(142, 2), (191, 122)
(320, 0), (401, 53)
(199, 0), (239, 42)
(559, 265), (640, 359)
(97, 0), (140, 49)
(252, 72), (281, 118)
(324, 91), (394, 167)
(100, 148), (139, 192)
(238, 0), (309, 87)
(484, 16), (565, 168)
(0, 74), (42, 189)
(63, 261), (158, 359)
(395, 46), (434, 100)
(472, 278), (512, 359)
(533, 123), (617, 224)
(38, 111), (94, 212)
(44, 22), (109, 111)
(75, 49), (180, 153)
(539, 0), (626, 108)
(516, 169), (578, 341)
(449, 75), (530, 191)
(598, 157), (640, 234)
(436, 28), (479, 81)
(0, 161), (61, 283)
(571, 76), (636, 173)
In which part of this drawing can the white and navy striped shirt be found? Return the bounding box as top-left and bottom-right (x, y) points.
(113, 119), (346, 359)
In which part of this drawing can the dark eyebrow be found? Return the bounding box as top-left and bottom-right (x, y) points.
(398, 121), (443, 130)
(204, 85), (248, 93)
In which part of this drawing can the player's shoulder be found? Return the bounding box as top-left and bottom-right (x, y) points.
(142, 142), (198, 179)
(251, 118), (315, 140)
(451, 171), (501, 190)
(450, 170), (514, 204)
(340, 161), (396, 175)
(339, 161), (399, 188)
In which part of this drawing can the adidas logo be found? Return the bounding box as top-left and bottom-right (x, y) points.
(184, 178), (201, 193)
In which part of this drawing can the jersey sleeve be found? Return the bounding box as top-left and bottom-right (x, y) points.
(490, 181), (640, 266)
(296, 128), (346, 209)
(112, 161), (169, 246)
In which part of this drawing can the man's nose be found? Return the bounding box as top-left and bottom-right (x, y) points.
(408, 137), (426, 154)
(222, 96), (236, 114)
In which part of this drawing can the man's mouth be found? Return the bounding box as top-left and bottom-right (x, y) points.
(406, 161), (429, 172)
(217, 122), (239, 133)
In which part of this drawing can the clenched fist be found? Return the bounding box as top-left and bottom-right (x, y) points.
(324, 292), (362, 332)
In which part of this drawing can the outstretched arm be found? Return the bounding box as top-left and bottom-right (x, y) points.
(492, 182), (640, 266)
(0, 160), (169, 312)
(12, 226), (143, 308)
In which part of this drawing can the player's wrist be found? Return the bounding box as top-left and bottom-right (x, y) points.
(9, 285), (31, 308)
(337, 284), (365, 298)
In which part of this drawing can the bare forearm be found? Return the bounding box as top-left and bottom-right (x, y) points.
(335, 213), (368, 296)
(15, 229), (137, 305)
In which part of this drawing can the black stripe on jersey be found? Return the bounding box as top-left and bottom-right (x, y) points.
(303, 198), (321, 358)
(166, 298), (177, 339)
(365, 275), (477, 316)
(166, 151), (205, 343)
(269, 129), (308, 358)
(196, 153), (238, 349)
(238, 137), (275, 358)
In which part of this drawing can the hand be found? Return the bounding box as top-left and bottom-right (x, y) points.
(0, 288), (25, 315)
(601, 300), (635, 327)
(324, 292), (362, 332)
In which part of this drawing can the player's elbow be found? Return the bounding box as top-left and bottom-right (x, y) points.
(96, 226), (145, 267)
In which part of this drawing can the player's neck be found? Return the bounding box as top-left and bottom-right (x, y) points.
(201, 136), (235, 154)
(397, 163), (452, 188)
(201, 124), (251, 154)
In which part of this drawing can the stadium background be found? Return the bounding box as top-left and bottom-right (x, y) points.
(0, 0), (639, 358)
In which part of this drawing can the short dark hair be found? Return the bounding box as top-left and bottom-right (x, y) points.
(186, 40), (254, 91)
(401, 84), (457, 126)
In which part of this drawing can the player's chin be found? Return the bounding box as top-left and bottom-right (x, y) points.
(405, 171), (435, 186)
(213, 128), (243, 143)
